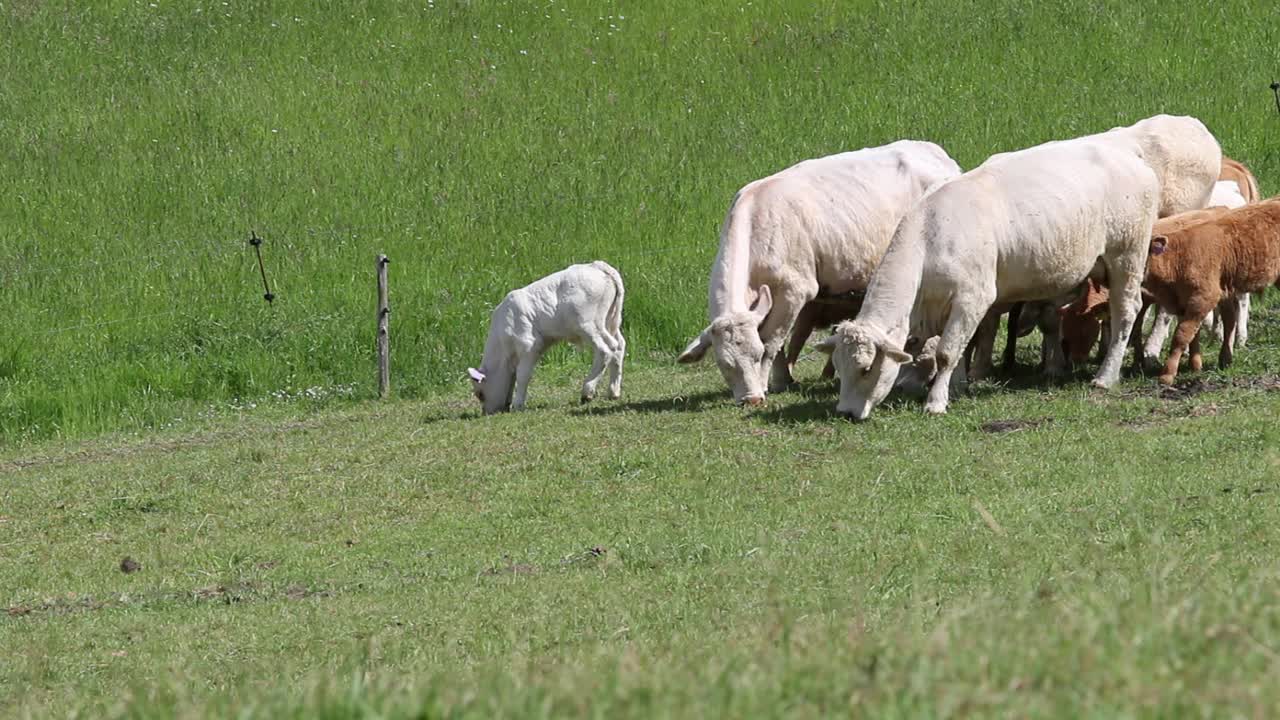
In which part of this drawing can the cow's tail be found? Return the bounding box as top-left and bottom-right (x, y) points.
(1244, 169), (1262, 204)
(592, 260), (625, 339)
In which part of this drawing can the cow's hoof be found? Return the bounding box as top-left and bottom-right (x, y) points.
(1190, 355), (1204, 372)
(1156, 374), (1176, 386)
(1090, 377), (1114, 390)
(923, 402), (948, 416)
(580, 395), (593, 404)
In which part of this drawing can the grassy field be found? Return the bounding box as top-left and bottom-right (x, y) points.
(4, 322), (1280, 717)
(2, 0), (1278, 442)
(6, 1), (1280, 717)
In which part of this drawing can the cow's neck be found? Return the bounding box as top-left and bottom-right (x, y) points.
(708, 190), (754, 318)
(858, 226), (924, 334)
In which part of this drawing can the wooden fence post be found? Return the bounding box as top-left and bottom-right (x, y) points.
(376, 254), (390, 399)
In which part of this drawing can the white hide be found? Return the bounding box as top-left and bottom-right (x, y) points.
(1143, 180), (1251, 360)
(468, 261), (625, 415)
(676, 140), (962, 405)
(826, 116), (1221, 419)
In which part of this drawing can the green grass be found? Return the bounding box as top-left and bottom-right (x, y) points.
(2, 0), (1278, 441)
(6, 1), (1280, 716)
(4, 304), (1280, 717)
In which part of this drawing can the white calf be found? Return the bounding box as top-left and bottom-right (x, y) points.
(468, 261), (625, 415)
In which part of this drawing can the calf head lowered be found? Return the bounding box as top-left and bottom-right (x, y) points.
(467, 366), (513, 415)
(815, 320), (912, 420)
(677, 286), (773, 405)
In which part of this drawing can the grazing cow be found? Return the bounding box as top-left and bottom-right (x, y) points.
(1144, 175), (1256, 358)
(1059, 204), (1238, 367)
(468, 261), (625, 415)
(1144, 198), (1280, 384)
(819, 115), (1220, 418)
(676, 141), (961, 405)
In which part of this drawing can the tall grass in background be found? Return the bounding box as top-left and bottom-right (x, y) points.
(2, 0), (1277, 442)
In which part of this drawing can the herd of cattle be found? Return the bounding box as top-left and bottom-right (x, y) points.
(468, 114), (1277, 419)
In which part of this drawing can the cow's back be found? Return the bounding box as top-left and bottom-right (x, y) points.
(918, 139), (1158, 302)
(740, 141), (960, 293)
(1110, 114), (1220, 217)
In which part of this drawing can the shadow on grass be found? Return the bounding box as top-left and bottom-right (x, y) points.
(570, 388), (731, 416)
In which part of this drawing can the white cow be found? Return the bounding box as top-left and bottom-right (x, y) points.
(468, 261), (625, 415)
(819, 115), (1220, 418)
(1143, 179), (1250, 361)
(676, 141), (961, 405)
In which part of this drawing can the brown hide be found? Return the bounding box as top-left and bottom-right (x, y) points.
(1146, 198), (1280, 382)
(1220, 156), (1261, 204)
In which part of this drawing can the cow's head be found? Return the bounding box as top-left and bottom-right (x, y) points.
(816, 320), (912, 420)
(677, 285), (773, 405)
(467, 366), (511, 415)
(1057, 279), (1109, 364)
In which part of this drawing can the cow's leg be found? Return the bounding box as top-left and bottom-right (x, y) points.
(967, 309), (998, 381)
(1188, 333), (1203, 372)
(1094, 318), (1110, 363)
(1093, 264), (1143, 389)
(511, 344), (543, 410)
(606, 333), (626, 400)
(580, 333), (614, 402)
(1236, 293), (1250, 348)
(924, 298), (991, 415)
(1218, 298), (1239, 369)
(1143, 307), (1175, 369)
(1159, 314), (1207, 385)
(1041, 317), (1068, 377)
(784, 303), (820, 385)
(1001, 302), (1023, 373)
(1130, 299), (1151, 372)
(764, 289), (813, 394)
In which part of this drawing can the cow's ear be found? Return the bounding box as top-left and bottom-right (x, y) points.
(814, 335), (839, 355)
(1150, 235), (1168, 256)
(880, 343), (912, 364)
(750, 284), (773, 323)
(677, 329), (712, 364)
(467, 367), (486, 383)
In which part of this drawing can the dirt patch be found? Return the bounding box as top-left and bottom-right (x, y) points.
(283, 584), (333, 600)
(1231, 375), (1280, 391)
(6, 580), (332, 618)
(119, 557), (141, 574)
(561, 546), (607, 567)
(980, 417), (1052, 434)
(1119, 402), (1227, 430)
(1158, 378), (1224, 401)
(479, 557), (539, 577)
(1176, 485), (1270, 505)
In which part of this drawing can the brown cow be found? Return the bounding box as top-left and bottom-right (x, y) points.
(1058, 205), (1236, 367)
(1146, 198), (1280, 384)
(1220, 156), (1261, 204)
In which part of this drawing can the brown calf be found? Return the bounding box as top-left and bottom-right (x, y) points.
(1146, 198), (1280, 384)
(1059, 206), (1235, 366)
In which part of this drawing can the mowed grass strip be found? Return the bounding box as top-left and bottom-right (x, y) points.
(2, 0), (1278, 441)
(3, 322), (1280, 716)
